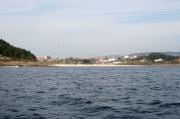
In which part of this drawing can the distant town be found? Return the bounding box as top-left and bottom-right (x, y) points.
(36, 52), (180, 65)
(0, 39), (180, 66)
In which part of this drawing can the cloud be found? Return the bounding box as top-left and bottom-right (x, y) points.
(0, 0), (180, 57)
(0, 0), (60, 16)
(117, 10), (180, 23)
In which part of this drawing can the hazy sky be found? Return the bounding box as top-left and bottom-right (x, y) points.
(0, 0), (180, 57)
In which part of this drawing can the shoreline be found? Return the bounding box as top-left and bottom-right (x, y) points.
(1, 62), (180, 68)
(49, 64), (143, 67)
(49, 64), (180, 67)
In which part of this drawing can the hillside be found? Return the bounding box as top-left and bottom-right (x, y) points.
(162, 52), (180, 57)
(0, 39), (36, 61)
(146, 53), (177, 61)
(129, 52), (180, 57)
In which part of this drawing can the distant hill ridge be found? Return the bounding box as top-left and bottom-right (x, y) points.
(0, 39), (36, 61)
(129, 52), (180, 57)
(105, 52), (180, 58)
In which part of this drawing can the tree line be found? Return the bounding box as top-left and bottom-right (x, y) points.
(0, 39), (36, 61)
(146, 53), (177, 61)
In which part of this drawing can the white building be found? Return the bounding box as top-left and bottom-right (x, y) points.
(140, 58), (147, 63)
(108, 58), (116, 62)
(124, 56), (129, 59)
(131, 55), (137, 59)
(154, 58), (163, 62)
(98, 57), (108, 64)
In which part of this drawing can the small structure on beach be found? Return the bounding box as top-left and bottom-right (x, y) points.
(154, 58), (163, 62)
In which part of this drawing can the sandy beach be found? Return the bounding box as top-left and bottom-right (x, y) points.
(49, 64), (180, 67)
(1, 63), (179, 67)
(50, 64), (144, 67)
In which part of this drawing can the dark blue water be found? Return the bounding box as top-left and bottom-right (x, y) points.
(0, 66), (180, 119)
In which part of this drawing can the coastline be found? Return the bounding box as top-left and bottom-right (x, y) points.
(1, 61), (180, 67)
(49, 64), (143, 67)
(49, 64), (180, 67)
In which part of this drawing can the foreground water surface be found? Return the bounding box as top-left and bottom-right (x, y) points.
(0, 66), (180, 119)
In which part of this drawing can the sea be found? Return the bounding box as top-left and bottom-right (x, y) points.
(0, 66), (180, 119)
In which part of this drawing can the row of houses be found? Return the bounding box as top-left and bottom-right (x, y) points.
(96, 57), (120, 64)
(124, 55), (165, 63)
(37, 55), (167, 64)
(37, 56), (60, 62)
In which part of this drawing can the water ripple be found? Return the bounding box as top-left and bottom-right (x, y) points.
(0, 67), (180, 119)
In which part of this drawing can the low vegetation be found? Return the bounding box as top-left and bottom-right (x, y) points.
(146, 53), (177, 61)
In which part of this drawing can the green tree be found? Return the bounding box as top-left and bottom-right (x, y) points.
(0, 39), (36, 61)
(146, 53), (176, 61)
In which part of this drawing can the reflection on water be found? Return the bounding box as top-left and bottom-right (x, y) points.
(0, 66), (180, 119)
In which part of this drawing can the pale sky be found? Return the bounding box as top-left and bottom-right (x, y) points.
(0, 0), (180, 57)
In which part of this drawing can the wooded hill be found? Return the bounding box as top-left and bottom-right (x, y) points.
(0, 39), (36, 61)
